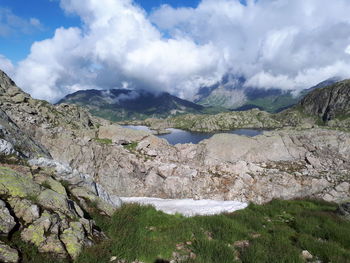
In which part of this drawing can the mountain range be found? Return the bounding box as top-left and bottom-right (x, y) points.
(58, 76), (340, 121)
(58, 89), (206, 121)
(195, 75), (340, 112)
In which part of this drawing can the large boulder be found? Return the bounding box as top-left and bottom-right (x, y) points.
(7, 198), (40, 224)
(200, 133), (296, 165)
(0, 242), (19, 263)
(60, 221), (87, 259)
(0, 166), (41, 198)
(98, 124), (149, 144)
(0, 200), (16, 236)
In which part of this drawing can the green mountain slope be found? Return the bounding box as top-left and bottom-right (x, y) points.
(58, 89), (208, 121)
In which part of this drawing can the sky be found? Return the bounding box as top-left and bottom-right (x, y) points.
(1, 0), (350, 102)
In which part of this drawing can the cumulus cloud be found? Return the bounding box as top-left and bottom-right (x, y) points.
(0, 54), (14, 77)
(9, 0), (350, 102)
(13, 0), (222, 102)
(151, 0), (350, 90)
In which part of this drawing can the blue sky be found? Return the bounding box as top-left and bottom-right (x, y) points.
(1, 0), (78, 61)
(0, 0), (200, 62)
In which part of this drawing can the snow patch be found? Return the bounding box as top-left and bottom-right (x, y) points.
(120, 197), (248, 217)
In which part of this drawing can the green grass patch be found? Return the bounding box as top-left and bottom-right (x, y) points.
(123, 142), (138, 152)
(76, 199), (350, 263)
(93, 138), (113, 145)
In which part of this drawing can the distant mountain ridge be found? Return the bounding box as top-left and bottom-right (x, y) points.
(58, 76), (341, 122)
(195, 75), (340, 113)
(58, 89), (206, 121)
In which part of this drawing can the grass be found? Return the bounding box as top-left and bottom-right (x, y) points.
(76, 199), (350, 263)
(123, 142), (138, 152)
(93, 138), (113, 145)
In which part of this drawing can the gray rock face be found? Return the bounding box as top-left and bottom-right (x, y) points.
(300, 79), (350, 123)
(0, 70), (120, 260)
(40, 122), (350, 204)
(28, 157), (121, 209)
(0, 200), (16, 236)
(0, 139), (17, 156)
(0, 109), (49, 158)
(0, 163), (117, 259)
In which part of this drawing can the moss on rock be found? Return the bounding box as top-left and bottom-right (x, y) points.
(0, 166), (41, 198)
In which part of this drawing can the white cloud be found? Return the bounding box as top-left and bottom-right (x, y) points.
(0, 54), (14, 77)
(9, 0), (350, 102)
(151, 0), (350, 90)
(13, 0), (222, 102)
(29, 18), (41, 27)
(0, 8), (42, 37)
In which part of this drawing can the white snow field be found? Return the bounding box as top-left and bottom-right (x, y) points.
(120, 197), (248, 217)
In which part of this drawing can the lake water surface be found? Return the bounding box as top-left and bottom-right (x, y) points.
(123, 125), (266, 145)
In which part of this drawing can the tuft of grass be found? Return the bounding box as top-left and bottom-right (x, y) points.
(93, 138), (113, 145)
(26, 194), (39, 204)
(123, 142), (138, 152)
(40, 180), (52, 189)
(76, 199), (350, 263)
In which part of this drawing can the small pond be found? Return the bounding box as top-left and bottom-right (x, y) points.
(123, 125), (266, 145)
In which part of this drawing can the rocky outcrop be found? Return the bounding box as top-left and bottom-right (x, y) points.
(0, 159), (118, 260)
(0, 70), (120, 261)
(131, 109), (284, 132)
(299, 79), (350, 125)
(45, 123), (349, 205)
(0, 108), (49, 158)
(0, 71), (108, 147)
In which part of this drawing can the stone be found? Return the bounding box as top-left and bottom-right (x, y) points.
(305, 153), (322, 169)
(0, 166), (41, 198)
(5, 86), (21, 97)
(0, 200), (16, 236)
(21, 222), (46, 247)
(60, 221), (86, 259)
(37, 189), (75, 218)
(0, 242), (19, 263)
(70, 187), (116, 216)
(11, 93), (28, 103)
(0, 139), (17, 156)
(39, 234), (67, 257)
(337, 202), (350, 219)
(301, 250), (313, 260)
(233, 240), (250, 249)
(8, 198), (40, 224)
(201, 133), (296, 165)
(98, 125), (149, 144)
(43, 177), (67, 196)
